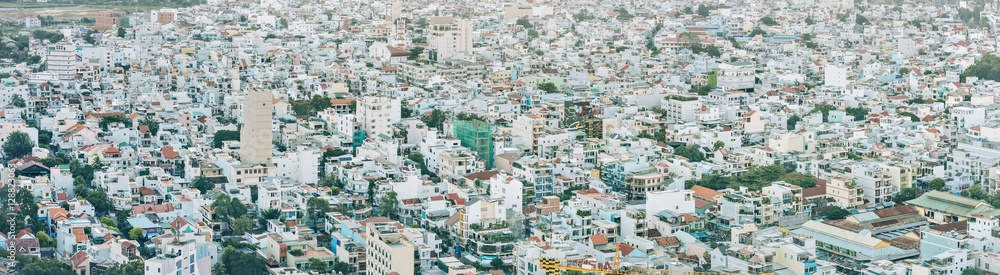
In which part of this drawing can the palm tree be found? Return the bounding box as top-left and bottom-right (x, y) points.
(212, 262), (225, 275)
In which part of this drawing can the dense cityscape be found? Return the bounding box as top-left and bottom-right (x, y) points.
(0, 0), (999, 274)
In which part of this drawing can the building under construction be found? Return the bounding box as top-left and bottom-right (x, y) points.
(453, 118), (494, 168)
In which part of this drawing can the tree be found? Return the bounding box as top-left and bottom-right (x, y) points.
(749, 29), (767, 37)
(673, 145), (705, 162)
(19, 258), (75, 275)
(787, 114), (801, 130)
(962, 54), (1000, 82)
(105, 260), (144, 275)
(845, 107), (869, 121)
(820, 207), (851, 220)
(380, 191), (400, 219)
(228, 197), (247, 219)
(900, 67), (910, 76)
(705, 45), (721, 58)
(713, 141), (725, 151)
(408, 47), (424, 60)
(683, 7), (693, 14)
(116, 27), (126, 38)
(232, 215), (253, 235)
(279, 18), (288, 28)
(138, 116), (159, 136)
(491, 257), (504, 269)
(959, 8), (974, 22)
(10, 94), (25, 108)
(213, 130), (240, 148)
(332, 261), (353, 274)
(927, 178), (946, 191)
(760, 17), (778, 26)
(310, 95), (332, 112)
(805, 17), (815, 25)
(855, 15), (870, 25)
(211, 194), (233, 220)
(964, 267), (986, 275)
(963, 184), (988, 200)
(129, 227), (145, 241)
(307, 197), (330, 225)
(293, 102), (312, 116)
(258, 208), (281, 224)
(422, 109), (446, 130)
(516, 18), (532, 29)
(697, 4), (710, 17)
(614, 8), (634, 20)
(37, 231), (53, 247)
(191, 176), (215, 194)
(894, 188), (924, 204)
(212, 262), (226, 275)
(87, 189), (112, 214)
(309, 258), (328, 273)
(99, 114), (132, 131)
(801, 33), (813, 41)
(811, 104), (837, 122)
(101, 217), (115, 227)
(678, 32), (701, 48)
(3, 131), (34, 159)
(538, 82), (558, 93)
(220, 246), (268, 275)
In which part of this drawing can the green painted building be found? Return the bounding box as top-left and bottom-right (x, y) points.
(454, 119), (494, 168)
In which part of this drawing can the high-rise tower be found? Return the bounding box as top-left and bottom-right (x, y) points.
(241, 89), (272, 164)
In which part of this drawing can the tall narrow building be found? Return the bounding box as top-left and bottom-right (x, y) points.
(241, 89), (272, 164)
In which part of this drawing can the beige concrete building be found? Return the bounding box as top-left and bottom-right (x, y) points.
(241, 89), (273, 164)
(366, 222), (414, 275)
(827, 177), (863, 209)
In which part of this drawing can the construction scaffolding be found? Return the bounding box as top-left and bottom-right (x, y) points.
(454, 119), (494, 168)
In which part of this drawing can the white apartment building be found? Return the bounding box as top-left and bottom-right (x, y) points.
(661, 95), (700, 122)
(716, 62), (756, 90)
(824, 64), (849, 88)
(144, 240), (219, 275)
(46, 43), (78, 83)
(357, 96), (401, 139)
(273, 147), (320, 184)
(428, 16), (473, 61)
(512, 114), (545, 154)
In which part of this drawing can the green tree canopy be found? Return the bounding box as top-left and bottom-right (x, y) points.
(894, 188), (924, 204)
(673, 145), (705, 162)
(87, 189), (113, 214)
(538, 82), (558, 93)
(19, 257), (75, 275)
(232, 215), (253, 235)
(787, 114), (802, 130)
(220, 246), (268, 275)
(105, 260), (144, 275)
(99, 115), (132, 131)
(309, 258), (328, 273)
(138, 116), (159, 136)
(963, 53), (1000, 82)
(213, 130), (240, 148)
(129, 227), (145, 241)
(3, 131), (34, 159)
(760, 17), (778, 26)
(191, 176), (215, 194)
(380, 191), (400, 219)
(10, 94), (25, 108)
(927, 178), (946, 191)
